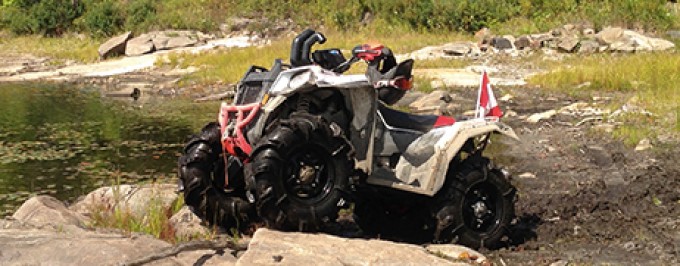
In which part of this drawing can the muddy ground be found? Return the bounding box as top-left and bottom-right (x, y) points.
(473, 86), (680, 265)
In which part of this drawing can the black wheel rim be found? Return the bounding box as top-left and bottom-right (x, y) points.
(462, 182), (502, 233)
(282, 143), (334, 204)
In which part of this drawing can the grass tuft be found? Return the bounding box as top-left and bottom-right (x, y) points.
(0, 33), (100, 63)
(529, 52), (680, 145)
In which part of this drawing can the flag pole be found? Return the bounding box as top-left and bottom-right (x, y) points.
(475, 69), (484, 119)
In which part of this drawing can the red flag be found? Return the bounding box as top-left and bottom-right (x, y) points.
(476, 70), (503, 118)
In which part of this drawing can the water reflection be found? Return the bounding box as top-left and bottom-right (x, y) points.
(0, 83), (217, 216)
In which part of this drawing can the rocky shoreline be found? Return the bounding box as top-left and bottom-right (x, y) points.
(0, 184), (487, 265)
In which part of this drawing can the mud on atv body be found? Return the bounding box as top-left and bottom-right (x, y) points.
(178, 30), (518, 249)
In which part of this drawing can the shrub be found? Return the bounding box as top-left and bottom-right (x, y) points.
(124, 0), (157, 33)
(80, 0), (123, 37)
(2, 5), (37, 34)
(29, 0), (84, 36)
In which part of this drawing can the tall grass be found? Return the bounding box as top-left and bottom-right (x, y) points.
(0, 34), (100, 63)
(528, 52), (680, 145)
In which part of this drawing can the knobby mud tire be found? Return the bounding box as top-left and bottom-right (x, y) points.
(178, 122), (253, 231)
(246, 113), (353, 232)
(435, 157), (516, 249)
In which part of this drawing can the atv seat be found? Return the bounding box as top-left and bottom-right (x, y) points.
(378, 104), (455, 133)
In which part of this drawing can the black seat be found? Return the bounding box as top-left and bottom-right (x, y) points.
(378, 104), (455, 133)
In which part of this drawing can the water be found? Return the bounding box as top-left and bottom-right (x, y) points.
(0, 83), (220, 216)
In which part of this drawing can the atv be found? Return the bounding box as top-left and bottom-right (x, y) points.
(178, 29), (518, 249)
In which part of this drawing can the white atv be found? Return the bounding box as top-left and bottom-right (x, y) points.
(178, 30), (518, 249)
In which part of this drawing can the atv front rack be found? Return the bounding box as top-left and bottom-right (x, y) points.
(218, 102), (260, 160)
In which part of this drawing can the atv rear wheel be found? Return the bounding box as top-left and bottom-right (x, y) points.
(178, 122), (254, 231)
(434, 157), (516, 249)
(247, 113), (352, 231)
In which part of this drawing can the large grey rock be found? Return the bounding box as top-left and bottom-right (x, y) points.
(514, 35), (532, 50)
(667, 30), (680, 40)
(165, 36), (199, 49)
(442, 42), (472, 56)
(125, 34), (155, 56)
(237, 228), (468, 266)
(409, 90), (453, 114)
(557, 37), (580, 53)
(578, 40), (600, 53)
(596, 27), (625, 45)
(12, 195), (87, 231)
(491, 37), (514, 50)
(169, 206), (211, 240)
(70, 184), (178, 218)
(2, 192), (235, 266)
(98, 31), (132, 59)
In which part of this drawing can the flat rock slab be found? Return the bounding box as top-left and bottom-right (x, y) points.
(237, 228), (471, 265)
(414, 68), (526, 87)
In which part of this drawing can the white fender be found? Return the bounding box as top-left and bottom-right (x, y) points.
(368, 118), (518, 196)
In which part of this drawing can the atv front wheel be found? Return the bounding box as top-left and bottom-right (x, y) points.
(247, 113), (353, 231)
(434, 157), (516, 249)
(178, 122), (254, 231)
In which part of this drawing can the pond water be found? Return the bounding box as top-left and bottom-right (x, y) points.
(0, 83), (219, 217)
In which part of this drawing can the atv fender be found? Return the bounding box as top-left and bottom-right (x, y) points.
(369, 118), (518, 196)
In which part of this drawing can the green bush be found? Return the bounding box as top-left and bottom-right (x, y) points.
(0, 0), (678, 36)
(2, 5), (37, 34)
(32, 0), (84, 36)
(125, 0), (157, 33)
(80, 0), (123, 37)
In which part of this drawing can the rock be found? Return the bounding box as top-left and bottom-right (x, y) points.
(152, 35), (172, 50)
(518, 172), (537, 179)
(166, 36), (199, 49)
(596, 27), (625, 45)
(98, 31), (132, 59)
(169, 206), (211, 240)
(599, 30), (674, 52)
(562, 24), (576, 33)
(527, 110), (557, 123)
(578, 40), (600, 53)
(409, 90), (453, 113)
(491, 37), (514, 50)
(550, 260), (569, 266)
(70, 184), (178, 218)
(12, 195), (87, 231)
(426, 244), (488, 264)
(237, 228), (466, 266)
(635, 138), (652, 151)
(474, 27), (492, 43)
(514, 36), (532, 50)
(586, 145), (613, 167)
(667, 30), (680, 40)
(125, 34), (155, 56)
(442, 43), (471, 56)
(583, 28), (595, 36)
(394, 91), (425, 108)
(558, 37), (580, 53)
(224, 17), (256, 32)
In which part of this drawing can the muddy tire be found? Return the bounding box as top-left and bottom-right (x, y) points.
(178, 122), (253, 231)
(434, 157), (516, 249)
(246, 112), (352, 231)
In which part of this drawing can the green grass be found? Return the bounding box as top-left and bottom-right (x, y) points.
(528, 52), (680, 146)
(86, 182), (214, 243)
(0, 33), (100, 63)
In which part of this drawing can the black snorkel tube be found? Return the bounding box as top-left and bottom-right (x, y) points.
(300, 32), (326, 65)
(290, 29), (314, 67)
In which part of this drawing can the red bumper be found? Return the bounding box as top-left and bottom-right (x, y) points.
(218, 102), (260, 159)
